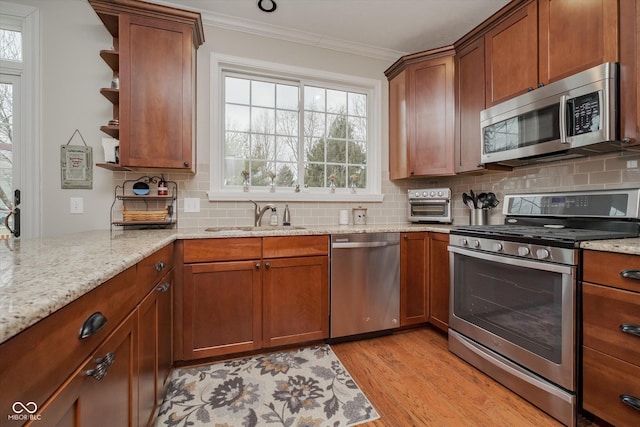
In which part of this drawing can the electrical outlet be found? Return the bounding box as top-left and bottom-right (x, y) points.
(70, 197), (83, 214)
(627, 160), (638, 169)
(184, 197), (200, 213)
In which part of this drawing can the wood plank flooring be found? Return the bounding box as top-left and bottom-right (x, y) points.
(331, 326), (565, 426)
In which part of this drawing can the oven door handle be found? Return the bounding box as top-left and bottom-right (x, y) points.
(448, 245), (574, 275)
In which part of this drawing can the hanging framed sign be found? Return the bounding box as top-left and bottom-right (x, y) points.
(61, 129), (93, 189)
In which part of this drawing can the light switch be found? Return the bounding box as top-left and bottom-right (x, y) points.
(184, 198), (200, 213)
(70, 197), (83, 214)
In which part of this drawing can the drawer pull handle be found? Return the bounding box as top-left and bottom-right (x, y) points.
(156, 282), (171, 293)
(620, 394), (640, 412)
(79, 312), (108, 339)
(620, 323), (640, 337)
(620, 269), (640, 280)
(155, 261), (165, 272)
(85, 352), (115, 381)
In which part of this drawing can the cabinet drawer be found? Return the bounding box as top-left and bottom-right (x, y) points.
(583, 282), (640, 366)
(138, 243), (174, 298)
(583, 346), (640, 427)
(183, 238), (262, 263)
(263, 235), (328, 258)
(583, 250), (640, 292)
(0, 266), (137, 415)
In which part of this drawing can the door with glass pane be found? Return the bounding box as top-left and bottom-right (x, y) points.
(1, 27), (22, 239)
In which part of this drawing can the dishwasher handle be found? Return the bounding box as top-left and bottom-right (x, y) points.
(332, 241), (399, 249)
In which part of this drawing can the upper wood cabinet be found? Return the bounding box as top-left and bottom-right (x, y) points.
(386, 48), (456, 178)
(485, 0), (619, 107)
(89, 0), (204, 173)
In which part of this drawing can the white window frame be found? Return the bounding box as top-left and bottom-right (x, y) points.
(0, 2), (40, 238)
(208, 53), (383, 202)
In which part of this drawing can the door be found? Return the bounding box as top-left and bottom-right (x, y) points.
(0, 73), (19, 239)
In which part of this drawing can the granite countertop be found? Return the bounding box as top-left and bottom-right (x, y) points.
(0, 223), (450, 345)
(580, 237), (640, 255)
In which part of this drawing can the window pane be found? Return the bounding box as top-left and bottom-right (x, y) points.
(327, 89), (346, 114)
(327, 165), (346, 187)
(252, 80), (275, 108)
(275, 136), (297, 162)
(275, 163), (296, 187)
(348, 92), (366, 117)
(276, 84), (298, 110)
(349, 166), (366, 188)
(305, 137), (324, 162)
(225, 104), (250, 132)
(251, 134), (274, 161)
(348, 116), (367, 140)
(326, 139), (346, 163)
(348, 140), (367, 164)
(0, 30), (22, 62)
(224, 158), (247, 185)
(225, 77), (250, 105)
(276, 110), (298, 136)
(304, 86), (325, 111)
(304, 163), (324, 188)
(304, 111), (325, 137)
(327, 114), (346, 138)
(251, 107), (275, 134)
(224, 131), (248, 158)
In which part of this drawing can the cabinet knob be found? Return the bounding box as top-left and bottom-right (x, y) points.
(156, 282), (171, 293)
(79, 312), (108, 340)
(85, 352), (115, 381)
(255, 263), (260, 269)
(622, 137), (634, 144)
(155, 261), (165, 272)
(538, 82), (545, 88)
(183, 161), (190, 168)
(527, 87), (534, 92)
(265, 262), (270, 269)
(403, 234), (408, 239)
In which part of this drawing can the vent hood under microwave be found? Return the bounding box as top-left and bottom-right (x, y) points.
(480, 63), (624, 167)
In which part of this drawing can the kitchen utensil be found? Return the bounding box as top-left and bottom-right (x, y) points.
(469, 190), (477, 208)
(477, 192), (488, 209)
(462, 193), (475, 210)
(486, 192), (500, 208)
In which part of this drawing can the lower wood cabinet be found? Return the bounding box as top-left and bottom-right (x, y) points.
(400, 231), (450, 331)
(30, 312), (138, 426)
(582, 250), (640, 426)
(180, 236), (330, 360)
(263, 255), (328, 348)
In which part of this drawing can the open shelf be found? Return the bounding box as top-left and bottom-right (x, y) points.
(110, 175), (177, 230)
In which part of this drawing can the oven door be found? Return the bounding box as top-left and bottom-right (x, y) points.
(448, 245), (575, 391)
(408, 200), (451, 223)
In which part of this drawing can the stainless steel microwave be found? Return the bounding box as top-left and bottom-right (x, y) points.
(408, 188), (452, 223)
(480, 62), (621, 167)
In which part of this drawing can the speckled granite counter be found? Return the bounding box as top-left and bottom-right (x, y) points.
(581, 237), (640, 255)
(0, 224), (450, 345)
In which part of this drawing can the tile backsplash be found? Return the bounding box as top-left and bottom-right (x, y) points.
(116, 149), (640, 229)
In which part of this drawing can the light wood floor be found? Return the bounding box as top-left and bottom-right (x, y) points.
(331, 326), (565, 426)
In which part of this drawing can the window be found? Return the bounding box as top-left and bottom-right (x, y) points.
(210, 54), (382, 202)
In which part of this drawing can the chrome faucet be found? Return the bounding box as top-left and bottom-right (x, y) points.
(250, 200), (276, 226)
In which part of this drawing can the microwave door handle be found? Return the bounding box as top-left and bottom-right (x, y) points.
(559, 94), (569, 144)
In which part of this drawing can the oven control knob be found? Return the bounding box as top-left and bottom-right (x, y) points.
(536, 248), (550, 259)
(493, 243), (503, 251)
(415, 192), (420, 197)
(472, 240), (480, 248)
(423, 191), (429, 197)
(460, 238), (468, 246)
(430, 191), (436, 197)
(517, 246), (530, 256)
(437, 191), (443, 197)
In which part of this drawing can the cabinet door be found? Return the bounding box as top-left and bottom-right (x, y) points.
(429, 233), (450, 332)
(388, 69), (409, 179)
(262, 256), (329, 347)
(408, 55), (455, 176)
(138, 270), (173, 426)
(620, 0), (640, 146)
(183, 261), (262, 359)
(455, 38), (486, 173)
(119, 14), (195, 171)
(31, 313), (138, 427)
(400, 232), (429, 325)
(485, 0), (538, 106)
(538, 0), (618, 84)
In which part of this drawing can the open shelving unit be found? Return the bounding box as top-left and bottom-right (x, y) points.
(110, 175), (177, 230)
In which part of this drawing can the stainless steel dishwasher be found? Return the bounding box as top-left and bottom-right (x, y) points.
(330, 233), (400, 339)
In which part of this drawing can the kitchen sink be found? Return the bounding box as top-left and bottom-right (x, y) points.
(205, 225), (306, 233)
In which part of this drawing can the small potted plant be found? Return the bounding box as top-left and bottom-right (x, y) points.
(241, 170), (250, 192)
(268, 171), (277, 192)
(350, 174), (358, 194)
(329, 174), (336, 193)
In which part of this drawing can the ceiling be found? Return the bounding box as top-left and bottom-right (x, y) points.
(154, 0), (511, 60)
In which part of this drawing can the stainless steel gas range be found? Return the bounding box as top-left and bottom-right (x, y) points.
(448, 188), (640, 427)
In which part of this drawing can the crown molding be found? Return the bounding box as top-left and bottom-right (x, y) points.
(153, 1), (405, 61)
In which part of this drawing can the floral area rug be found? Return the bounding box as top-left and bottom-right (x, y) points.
(155, 344), (380, 427)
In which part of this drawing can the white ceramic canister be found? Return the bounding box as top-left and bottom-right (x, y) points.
(352, 206), (367, 225)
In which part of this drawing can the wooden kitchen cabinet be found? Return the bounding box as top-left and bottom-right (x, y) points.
(29, 311), (138, 427)
(619, 0), (640, 146)
(581, 250), (640, 426)
(400, 232), (429, 325)
(485, 0), (618, 107)
(386, 48), (456, 178)
(89, 0), (204, 172)
(180, 236), (329, 359)
(428, 232), (450, 332)
(262, 255), (329, 347)
(454, 37), (488, 173)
